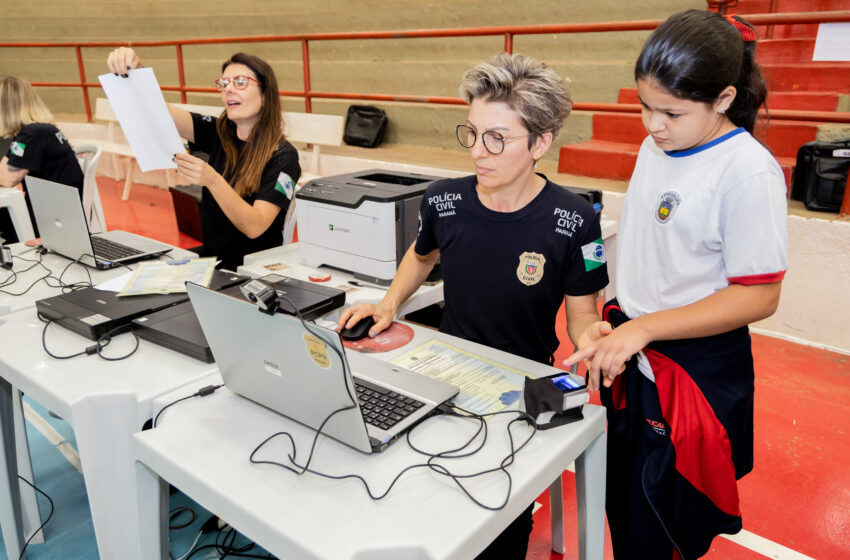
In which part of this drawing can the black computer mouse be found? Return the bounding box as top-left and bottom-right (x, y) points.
(340, 316), (376, 341)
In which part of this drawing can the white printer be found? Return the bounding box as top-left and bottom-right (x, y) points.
(295, 169), (443, 285)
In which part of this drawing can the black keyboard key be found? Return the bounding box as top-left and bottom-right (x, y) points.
(90, 236), (143, 260)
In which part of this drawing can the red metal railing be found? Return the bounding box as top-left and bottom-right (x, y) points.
(1, 10), (848, 123)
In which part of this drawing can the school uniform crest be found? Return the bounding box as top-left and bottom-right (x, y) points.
(655, 190), (683, 224)
(517, 252), (545, 286)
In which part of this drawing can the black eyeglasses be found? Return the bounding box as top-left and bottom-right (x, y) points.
(455, 124), (532, 155)
(214, 75), (262, 91)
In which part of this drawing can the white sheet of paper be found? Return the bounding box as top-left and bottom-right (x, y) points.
(98, 68), (185, 171)
(812, 23), (850, 61)
(95, 271), (134, 293)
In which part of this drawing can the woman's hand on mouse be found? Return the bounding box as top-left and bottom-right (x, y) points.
(107, 47), (142, 76)
(337, 301), (394, 337)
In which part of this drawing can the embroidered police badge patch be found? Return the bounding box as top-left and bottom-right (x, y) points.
(517, 252), (545, 286)
(655, 190), (682, 224)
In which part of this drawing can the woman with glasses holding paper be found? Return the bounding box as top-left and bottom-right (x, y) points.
(107, 49), (300, 271)
(338, 52), (609, 559)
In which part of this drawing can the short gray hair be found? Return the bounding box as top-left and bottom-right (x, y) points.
(458, 53), (572, 141)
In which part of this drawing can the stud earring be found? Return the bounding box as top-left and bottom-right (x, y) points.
(719, 107), (726, 115)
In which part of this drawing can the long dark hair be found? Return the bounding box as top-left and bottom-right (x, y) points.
(216, 53), (284, 197)
(634, 10), (767, 133)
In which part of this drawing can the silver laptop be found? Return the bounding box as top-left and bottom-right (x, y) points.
(26, 176), (173, 269)
(187, 282), (459, 454)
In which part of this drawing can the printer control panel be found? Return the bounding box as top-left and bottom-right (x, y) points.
(298, 181), (372, 207)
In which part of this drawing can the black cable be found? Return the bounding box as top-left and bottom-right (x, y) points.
(95, 328), (141, 361)
(0, 250), (94, 295)
(0, 269), (18, 288)
(40, 318), (89, 359)
(247, 293), (537, 510)
(250, 405), (535, 510)
(57, 254), (94, 289)
(181, 524), (276, 560)
(16, 475), (55, 560)
(153, 384), (224, 428)
(39, 318), (141, 361)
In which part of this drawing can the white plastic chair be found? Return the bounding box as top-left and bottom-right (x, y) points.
(282, 198), (297, 244)
(0, 188), (35, 243)
(75, 145), (106, 234)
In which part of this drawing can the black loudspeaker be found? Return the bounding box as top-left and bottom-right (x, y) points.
(343, 105), (388, 148)
(791, 140), (850, 212)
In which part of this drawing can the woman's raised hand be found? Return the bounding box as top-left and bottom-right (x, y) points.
(107, 47), (142, 76)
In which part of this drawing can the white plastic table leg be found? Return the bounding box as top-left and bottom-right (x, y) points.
(576, 430), (606, 560)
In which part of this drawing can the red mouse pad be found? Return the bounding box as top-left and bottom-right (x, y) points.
(342, 321), (414, 353)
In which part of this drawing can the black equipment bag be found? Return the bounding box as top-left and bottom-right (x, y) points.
(343, 105), (388, 148)
(791, 140), (850, 211)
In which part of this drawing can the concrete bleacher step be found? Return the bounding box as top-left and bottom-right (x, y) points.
(617, 87), (842, 111)
(754, 119), (820, 158)
(557, 140), (639, 181)
(557, 138), (796, 194)
(756, 38), (815, 64)
(590, 111), (818, 159)
(766, 91), (844, 111)
(763, 63), (850, 92)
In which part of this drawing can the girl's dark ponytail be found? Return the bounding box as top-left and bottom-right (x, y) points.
(635, 10), (768, 134)
(726, 16), (768, 133)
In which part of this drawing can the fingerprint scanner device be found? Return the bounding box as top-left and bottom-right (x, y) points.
(132, 274), (345, 362)
(295, 169), (442, 285)
(36, 269), (248, 341)
(521, 371), (589, 430)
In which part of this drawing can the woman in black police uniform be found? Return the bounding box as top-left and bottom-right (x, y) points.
(338, 53), (610, 559)
(0, 76), (84, 240)
(107, 48), (301, 271)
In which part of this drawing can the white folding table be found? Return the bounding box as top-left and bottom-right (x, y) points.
(133, 322), (607, 559)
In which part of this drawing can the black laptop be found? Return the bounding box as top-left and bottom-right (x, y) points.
(35, 269), (248, 341)
(131, 274), (346, 362)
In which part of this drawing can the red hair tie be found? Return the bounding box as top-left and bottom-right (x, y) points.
(725, 15), (757, 42)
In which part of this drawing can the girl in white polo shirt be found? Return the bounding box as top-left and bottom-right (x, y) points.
(566, 10), (788, 559)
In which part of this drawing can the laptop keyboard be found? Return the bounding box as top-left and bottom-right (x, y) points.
(355, 378), (425, 431)
(91, 236), (143, 261)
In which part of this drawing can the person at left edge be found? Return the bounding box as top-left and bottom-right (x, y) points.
(0, 76), (84, 240)
(106, 48), (301, 271)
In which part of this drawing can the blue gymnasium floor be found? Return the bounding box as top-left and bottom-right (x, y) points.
(0, 396), (275, 559)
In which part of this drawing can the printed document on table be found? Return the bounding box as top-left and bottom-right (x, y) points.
(118, 258), (216, 296)
(98, 68), (184, 171)
(390, 339), (528, 415)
